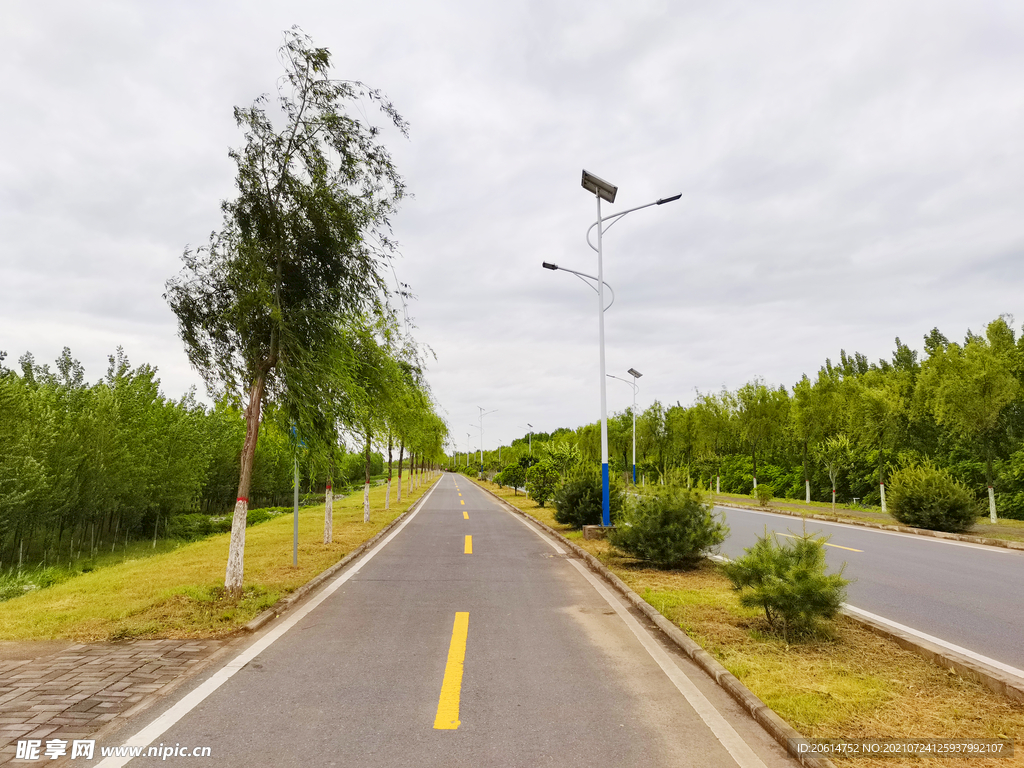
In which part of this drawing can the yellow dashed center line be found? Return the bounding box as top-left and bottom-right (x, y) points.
(464, 535), (472, 554)
(460, 500), (464, 505)
(776, 532), (863, 552)
(463, 511), (469, 519)
(433, 612), (470, 730)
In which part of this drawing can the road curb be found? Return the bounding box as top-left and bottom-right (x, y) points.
(243, 476), (441, 633)
(840, 607), (1024, 705)
(475, 483), (836, 768)
(714, 501), (1024, 552)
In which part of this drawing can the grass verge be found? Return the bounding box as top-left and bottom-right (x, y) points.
(474, 478), (1024, 768)
(0, 475), (439, 642)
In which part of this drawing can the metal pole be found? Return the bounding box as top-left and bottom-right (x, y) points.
(632, 383), (637, 486)
(596, 192), (610, 527)
(293, 453), (299, 566)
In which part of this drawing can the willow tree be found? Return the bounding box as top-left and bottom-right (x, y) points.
(165, 29), (407, 595)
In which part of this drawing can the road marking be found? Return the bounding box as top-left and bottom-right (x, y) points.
(460, 500), (465, 505)
(775, 531), (862, 552)
(566, 560), (768, 768)
(497, 502), (765, 768)
(94, 480), (442, 768)
(842, 604), (1024, 682)
(463, 511), (469, 520)
(458, 493), (462, 496)
(434, 612), (470, 730)
(720, 506), (1022, 555)
(464, 535), (472, 554)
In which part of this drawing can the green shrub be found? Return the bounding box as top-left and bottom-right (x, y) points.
(526, 460), (560, 507)
(754, 483), (774, 507)
(552, 471), (622, 528)
(887, 462), (978, 532)
(722, 530), (849, 643)
(609, 487), (727, 569)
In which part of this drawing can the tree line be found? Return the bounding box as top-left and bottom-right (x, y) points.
(474, 315), (1024, 521)
(0, 346), (443, 571)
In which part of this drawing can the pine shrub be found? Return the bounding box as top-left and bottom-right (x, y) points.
(722, 531), (849, 643)
(755, 483), (774, 507)
(609, 487), (727, 569)
(887, 462), (977, 532)
(552, 471), (621, 528)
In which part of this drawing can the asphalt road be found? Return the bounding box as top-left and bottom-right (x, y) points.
(89, 476), (798, 768)
(718, 506), (1024, 675)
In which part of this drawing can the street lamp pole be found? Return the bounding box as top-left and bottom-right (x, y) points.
(608, 368), (642, 484)
(475, 407), (497, 473)
(580, 171), (680, 526)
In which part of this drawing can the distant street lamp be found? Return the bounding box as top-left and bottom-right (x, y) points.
(474, 407), (497, 472)
(608, 368), (642, 484)
(518, 423), (534, 455)
(544, 171), (680, 526)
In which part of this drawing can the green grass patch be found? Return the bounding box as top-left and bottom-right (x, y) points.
(0, 474), (440, 641)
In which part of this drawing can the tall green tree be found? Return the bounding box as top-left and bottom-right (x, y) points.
(916, 318), (1019, 522)
(165, 29), (407, 594)
(736, 379), (789, 490)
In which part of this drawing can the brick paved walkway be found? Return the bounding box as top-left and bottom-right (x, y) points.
(0, 639), (229, 765)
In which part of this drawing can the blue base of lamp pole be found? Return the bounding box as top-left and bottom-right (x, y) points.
(601, 462), (610, 526)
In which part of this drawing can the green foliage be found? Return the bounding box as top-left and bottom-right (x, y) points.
(526, 460), (560, 507)
(722, 530), (850, 643)
(609, 487), (727, 569)
(887, 462), (978, 532)
(755, 483), (774, 507)
(552, 471), (621, 529)
(497, 463), (526, 495)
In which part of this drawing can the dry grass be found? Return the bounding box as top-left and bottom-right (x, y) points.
(475, 478), (1024, 767)
(0, 475), (440, 641)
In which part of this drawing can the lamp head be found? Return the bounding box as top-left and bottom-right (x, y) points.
(627, 368), (643, 379)
(656, 193), (682, 205)
(542, 261), (558, 270)
(581, 170), (617, 203)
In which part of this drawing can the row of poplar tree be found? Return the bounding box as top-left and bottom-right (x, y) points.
(485, 315), (1024, 521)
(0, 345), (446, 570)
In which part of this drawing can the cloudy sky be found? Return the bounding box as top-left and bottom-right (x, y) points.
(2, 1), (1023, 455)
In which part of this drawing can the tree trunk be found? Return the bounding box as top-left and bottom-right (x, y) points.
(751, 446), (758, 490)
(879, 444), (887, 514)
(324, 478), (333, 544)
(363, 425), (372, 523)
(225, 369), (268, 596)
(986, 448), (998, 523)
(397, 441), (405, 502)
(386, 433), (393, 511)
(803, 440), (810, 504)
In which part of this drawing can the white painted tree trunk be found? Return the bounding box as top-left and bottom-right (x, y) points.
(397, 474), (403, 503)
(989, 485), (997, 523)
(323, 484), (333, 544)
(716, 475), (720, 494)
(363, 482), (371, 523)
(805, 479), (811, 504)
(880, 482), (886, 514)
(225, 498), (248, 592)
(385, 479), (391, 511)
(831, 489), (836, 513)
(752, 476), (757, 490)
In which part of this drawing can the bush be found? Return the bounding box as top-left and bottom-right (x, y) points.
(552, 471), (622, 529)
(722, 530), (849, 643)
(609, 487), (727, 569)
(754, 483), (774, 507)
(526, 460), (560, 507)
(887, 462), (978, 532)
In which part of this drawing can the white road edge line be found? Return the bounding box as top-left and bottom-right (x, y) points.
(500, 506), (765, 768)
(708, 554), (1024, 684)
(95, 481), (441, 768)
(719, 506), (1022, 555)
